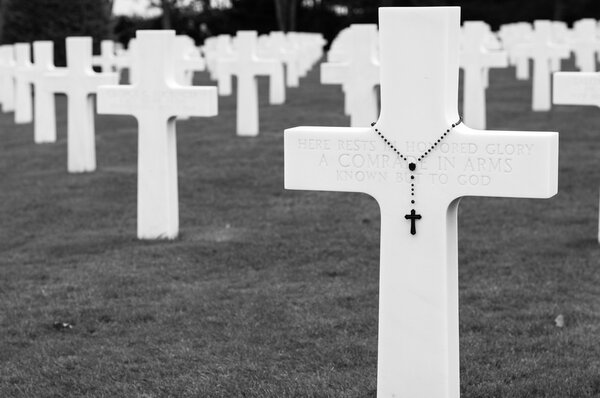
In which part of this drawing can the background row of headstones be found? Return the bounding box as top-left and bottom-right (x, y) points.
(0, 17), (598, 242)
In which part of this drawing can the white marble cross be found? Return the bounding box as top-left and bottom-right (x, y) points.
(218, 31), (284, 136)
(571, 19), (598, 72)
(285, 7), (558, 397)
(43, 37), (118, 173)
(321, 24), (380, 128)
(460, 21), (508, 129)
(515, 20), (569, 111)
(553, 71), (600, 242)
(13, 43), (34, 124)
(24, 41), (59, 143)
(0, 45), (16, 112)
(92, 40), (118, 73)
(173, 35), (205, 86)
(215, 35), (235, 95)
(97, 30), (218, 240)
(261, 32), (300, 88)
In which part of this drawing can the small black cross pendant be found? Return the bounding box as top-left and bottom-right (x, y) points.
(404, 209), (422, 235)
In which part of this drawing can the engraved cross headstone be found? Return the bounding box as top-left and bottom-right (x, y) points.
(93, 40), (118, 73)
(13, 43), (34, 124)
(571, 19), (598, 73)
(0, 45), (16, 112)
(97, 30), (218, 240)
(460, 21), (507, 129)
(321, 24), (380, 127)
(554, 70), (600, 242)
(285, 8), (559, 397)
(218, 31), (283, 136)
(514, 20), (569, 111)
(21, 41), (58, 143)
(43, 37), (118, 172)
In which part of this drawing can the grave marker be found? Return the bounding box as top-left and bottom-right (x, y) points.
(321, 24), (380, 127)
(515, 20), (569, 111)
(13, 43), (34, 124)
(0, 45), (16, 112)
(92, 40), (117, 73)
(26, 41), (58, 143)
(554, 71), (600, 242)
(571, 19), (598, 72)
(97, 30), (218, 240)
(285, 8), (558, 396)
(460, 21), (508, 129)
(218, 31), (283, 136)
(44, 37), (118, 173)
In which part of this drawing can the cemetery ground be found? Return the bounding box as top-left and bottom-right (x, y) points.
(1, 59), (600, 398)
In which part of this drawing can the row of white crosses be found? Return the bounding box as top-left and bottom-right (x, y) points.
(209, 30), (324, 136)
(286, 6), (558, 396)
(553, 31), (600, 243)
(459, 21), (507, 129)
(0, 32), (217, 239)
(321, 24), (380, 128)
(321, 19), (510, 130)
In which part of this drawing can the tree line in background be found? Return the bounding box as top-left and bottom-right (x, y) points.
(1, 0), (600, 64)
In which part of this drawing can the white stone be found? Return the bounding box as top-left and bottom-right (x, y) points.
(259, 32), (301, 88)
(321, 24), (380, 127)
(13, 43), (34, 124)
(571, 19), (599, 72)
(285, 8), (558, 397)
(43, 37), (118, 173)
(114, 39), (137, 84)
(97, 30), (218, 240)
(93, 40), (118, 73)
(23, 41), (59, 143)
(215, 35), (235, 95)
(218, 31), (283, 136)
(553, 71), (600, 242)
(0, 45), (16, 112)
(515, 20), (570, 111)
(173, 35), (205, 86)
(460, 21), (508, 129)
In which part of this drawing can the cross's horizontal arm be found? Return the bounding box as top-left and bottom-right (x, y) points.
(320, 63), (349, 85)
(97, 85), (218, 118)
(449, 128), (558, 199)
(553, 72), (600, 107)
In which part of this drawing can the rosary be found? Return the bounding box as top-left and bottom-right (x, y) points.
(371, 117), (462, 236)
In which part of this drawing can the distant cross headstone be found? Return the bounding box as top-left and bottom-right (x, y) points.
(25, 41), (59, 143)
(285, 7), (558, 397)
(515, 20), (569, 111)
(173, 35), (205, 86)
(97, 30), (218, 240)
(93, 40), (118, 73)
(460, 21), (508, 129)
(13, 43), (34, 124)
(571, 19), (598, 72)
(321, 24), (380, 127)
(553, 70), (600, 242)
(218, 31), (283, 136)
(0, 45), (16, 112)
(215, 35), (235, 95)
(44, 37), (118, 173)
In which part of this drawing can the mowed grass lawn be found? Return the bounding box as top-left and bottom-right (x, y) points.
(1, 56), (600, 398)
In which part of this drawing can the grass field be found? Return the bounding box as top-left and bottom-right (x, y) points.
(1, 57), (600, 398)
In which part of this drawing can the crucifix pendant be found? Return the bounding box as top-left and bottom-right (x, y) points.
(405, 209), (422, 235)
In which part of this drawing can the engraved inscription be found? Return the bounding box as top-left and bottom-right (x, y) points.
(297, 137), (536, 187)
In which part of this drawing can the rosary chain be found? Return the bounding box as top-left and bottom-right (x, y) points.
(370, 117), (462, 163)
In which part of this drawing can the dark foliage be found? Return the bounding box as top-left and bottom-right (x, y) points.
(0, 0), (112, 65)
